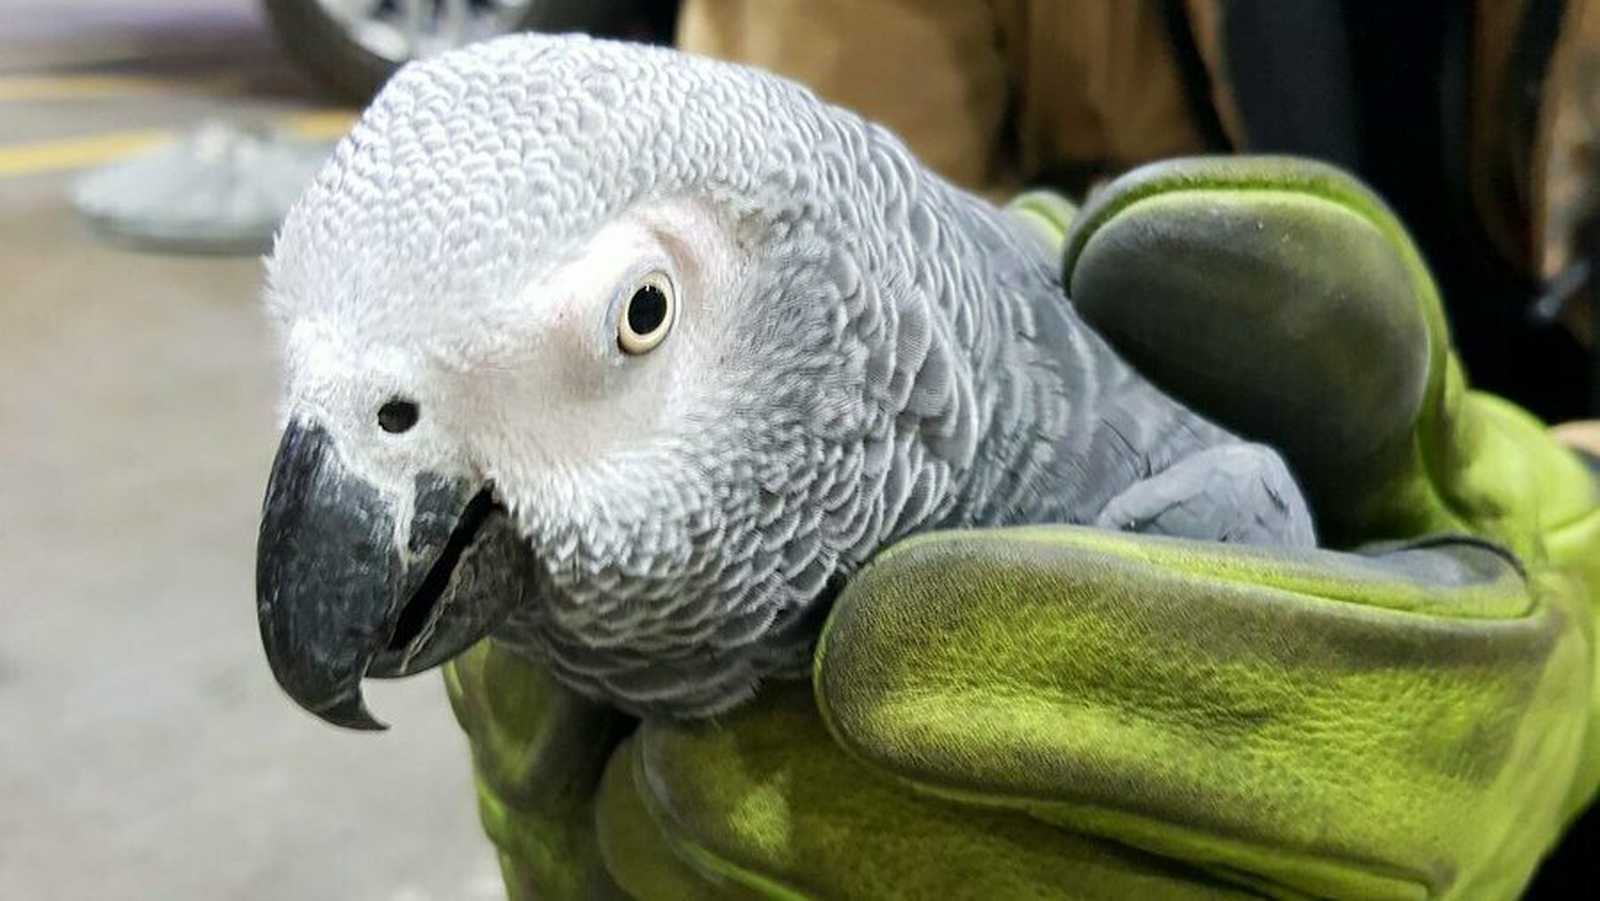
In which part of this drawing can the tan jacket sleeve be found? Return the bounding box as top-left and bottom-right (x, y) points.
(677, 0), (1015, 194)
(1537, 0), (1600, 345)
(677, 0), (1210, 198)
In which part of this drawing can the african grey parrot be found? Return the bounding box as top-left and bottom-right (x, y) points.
(255, 34), (1314, 728)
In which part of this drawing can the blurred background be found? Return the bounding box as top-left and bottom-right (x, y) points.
(2, 1), (1596, 899)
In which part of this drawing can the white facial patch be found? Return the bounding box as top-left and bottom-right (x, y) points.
(465, 198), (744, 489)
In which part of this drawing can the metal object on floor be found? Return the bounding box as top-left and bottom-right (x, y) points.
(264, 0), (677, 102)
(70, 121), (332, 255)
(312, 0), (535, 63)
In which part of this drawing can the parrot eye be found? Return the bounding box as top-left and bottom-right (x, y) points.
(618, 272), (676, 355)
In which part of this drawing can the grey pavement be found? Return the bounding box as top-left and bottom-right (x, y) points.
(0, 3), (503, 899)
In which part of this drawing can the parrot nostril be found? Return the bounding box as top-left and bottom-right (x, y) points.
(377, 399), (420, 434)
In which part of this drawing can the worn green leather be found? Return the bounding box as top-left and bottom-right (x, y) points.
(444, 157), (1600, 900)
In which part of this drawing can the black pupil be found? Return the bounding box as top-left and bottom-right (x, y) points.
(378, 399), (419, 434)
(627, 284), (668, 335)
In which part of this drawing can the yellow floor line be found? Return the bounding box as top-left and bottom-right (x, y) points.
(281, 111), (358, 141)
(0, 73), (246, 102)
(0, 112), (356, 178)
(0, 129), (173, 177)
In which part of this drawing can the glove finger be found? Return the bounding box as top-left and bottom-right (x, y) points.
(816, 528), (1590, 900)
(445, 640), (634, 900)
(1063, 156), (1600, 564)
(595, 683), (1253, 900)
(1064, 156), (1435, 547)
(592, 732), (753, 901)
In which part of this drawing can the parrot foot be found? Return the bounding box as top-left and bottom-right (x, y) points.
(1093, 442), (1315, 547)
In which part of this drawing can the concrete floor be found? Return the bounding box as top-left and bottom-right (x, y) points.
(0, 4), (502, 899)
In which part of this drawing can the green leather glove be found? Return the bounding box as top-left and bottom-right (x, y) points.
(445, 157), (1600, 900)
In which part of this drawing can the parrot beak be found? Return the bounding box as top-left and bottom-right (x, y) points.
(255, 420), (525, 731)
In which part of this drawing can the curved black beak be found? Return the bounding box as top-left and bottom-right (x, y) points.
(256, 420), (505, 731)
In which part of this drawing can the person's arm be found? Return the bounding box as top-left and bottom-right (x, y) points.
(676, 0), (1014, 195)
(1555, 420), (1600, 459)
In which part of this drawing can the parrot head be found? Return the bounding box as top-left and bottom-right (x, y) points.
(256, 34), (961, 726)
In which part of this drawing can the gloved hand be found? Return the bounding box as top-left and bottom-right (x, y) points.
(445, 157), (1600, 900)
